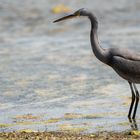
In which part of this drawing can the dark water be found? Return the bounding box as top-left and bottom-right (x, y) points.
(0, 0), (140, 133)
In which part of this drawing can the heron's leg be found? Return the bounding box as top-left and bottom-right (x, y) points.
(133, 119), (138, 130)
(128, 117), (138, 130)
(128, 82), (135, 118)
(132, 84), (139, 119)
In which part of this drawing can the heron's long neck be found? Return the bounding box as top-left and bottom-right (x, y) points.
(88, 13), (109, 64)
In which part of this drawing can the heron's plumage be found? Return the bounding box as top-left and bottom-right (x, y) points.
(111, 55), (140, 83)
(105, 47), (140, 83)
(109, 47), (140, 61)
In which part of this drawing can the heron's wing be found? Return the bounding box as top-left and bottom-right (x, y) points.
(109, 47), (140, 61)
(112, 55), (140, 83)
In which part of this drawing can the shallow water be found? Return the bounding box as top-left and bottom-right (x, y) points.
(0, 0), (140, 133)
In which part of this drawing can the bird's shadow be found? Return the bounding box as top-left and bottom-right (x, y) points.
(128, 118), (138, 130)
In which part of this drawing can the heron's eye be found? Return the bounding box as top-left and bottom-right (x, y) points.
(75, 11), (80, 16)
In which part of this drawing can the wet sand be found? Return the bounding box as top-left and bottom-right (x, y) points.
(0, 131), (140, 140)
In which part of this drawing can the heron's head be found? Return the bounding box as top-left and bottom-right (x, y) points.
(53, 8), (89, 23)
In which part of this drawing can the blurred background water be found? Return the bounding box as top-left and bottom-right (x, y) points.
(0, 0), (140, 133)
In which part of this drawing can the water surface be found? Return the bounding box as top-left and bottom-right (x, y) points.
(0, 0), (140, 133)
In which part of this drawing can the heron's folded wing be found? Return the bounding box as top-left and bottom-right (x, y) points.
(112, 55), (140, 83)
(109, 47), (140, 61)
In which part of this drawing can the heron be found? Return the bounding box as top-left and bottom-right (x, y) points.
(53, 8), (140, 120)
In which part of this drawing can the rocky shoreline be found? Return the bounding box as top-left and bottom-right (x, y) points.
(0, 131), (140, 140)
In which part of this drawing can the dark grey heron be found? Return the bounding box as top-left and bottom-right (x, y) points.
(53, 8), (140, 120)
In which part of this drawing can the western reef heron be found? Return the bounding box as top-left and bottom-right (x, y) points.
(53, 8), (140, 120)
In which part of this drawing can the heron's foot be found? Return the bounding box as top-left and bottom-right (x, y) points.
(128, 117), (138, 130)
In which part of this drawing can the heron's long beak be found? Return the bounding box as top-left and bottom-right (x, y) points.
(53, 14), (76, 23)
